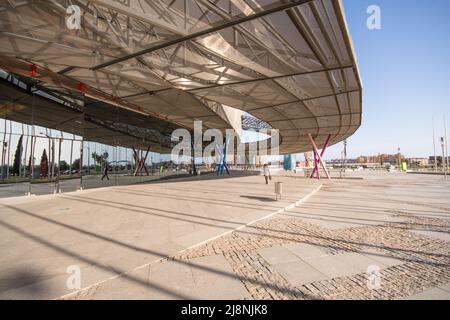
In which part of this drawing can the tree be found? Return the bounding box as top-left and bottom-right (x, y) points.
(92, 152), (109, 172)
(72, 158), (81, 172)
(40, 149), (49, 177)
(93, 152), (108, 163)
(91, 152), (103, 165)
(12, 135), (23, 176)
(59, 160), (69, 172)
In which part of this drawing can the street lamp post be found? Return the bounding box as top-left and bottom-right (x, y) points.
(433, 117), (438, 172)
(0, 141), (6, 179)
(441, 137), (447, 180)
(445, 115), (448, 176)
(51, 138), (55, 179)
(57, 135), (63, 193)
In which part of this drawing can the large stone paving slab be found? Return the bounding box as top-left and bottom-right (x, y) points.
(75, 254), (248, 300)
(284, 202), (405, 230)
(284, 243), (328, 260)
(271, 260), (328, 287)
(402, 287), (450, 300)
(257, 246), (300, 265)
(304, 253), (381, 278)
(258, 242), (403, 289)
(357, 249), (404, 268)
(188, 255), (249, 300)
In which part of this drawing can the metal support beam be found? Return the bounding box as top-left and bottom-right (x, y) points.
(308, 134), (331, 180)
(312, 146), (319, 180)
(88, 0), (189, 36)
(246, 89), (360, 113)
(187, 65), (354, 93)
(91, 0), (313, 70)
(132, 146), (150, 176)
(310, 134), (332, 179)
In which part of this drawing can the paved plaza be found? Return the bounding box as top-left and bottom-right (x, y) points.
(0, 172), (449, 300)
(0, 171), (320, 299)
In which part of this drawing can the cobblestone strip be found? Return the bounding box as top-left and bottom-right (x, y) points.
(300, 262), (450, 300)
(176, 210), (450, 299)
(223, 251), (305, 300)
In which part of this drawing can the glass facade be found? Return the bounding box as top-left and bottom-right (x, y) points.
(0, 73), (186, 199)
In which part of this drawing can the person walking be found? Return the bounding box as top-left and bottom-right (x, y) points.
(101, 162), (110, 181)
(263, 163), (271, 184)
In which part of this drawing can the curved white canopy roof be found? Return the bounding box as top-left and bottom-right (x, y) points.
(0, 0), (362, 154)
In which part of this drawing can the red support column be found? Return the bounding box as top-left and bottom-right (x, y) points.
(310, 134), (332, 179)
(308, 134), (332, 180)
(132, 146), (150, 176)
(132, 147), (140, 176)
(141, 147), (150, 176)
(311, 148), (320, 180)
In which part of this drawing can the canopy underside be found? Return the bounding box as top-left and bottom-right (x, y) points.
(0, 0), (362, 154)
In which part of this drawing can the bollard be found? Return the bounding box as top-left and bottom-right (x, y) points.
(275, 182), (282, 200)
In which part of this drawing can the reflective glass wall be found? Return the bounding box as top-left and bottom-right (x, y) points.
(0, 114), (185, 199)
(0, 119), (31, 197)
(80, 141), (183, 190)
(0, 72), (187, 199)
(0, 120), (84, 198)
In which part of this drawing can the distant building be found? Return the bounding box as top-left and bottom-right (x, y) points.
(357, 154), (405, 166)
(327, 158), (358, 165)
(296, 161), (309, 168)
(429, 156), (450, 167)
(407, 158), (429, 167)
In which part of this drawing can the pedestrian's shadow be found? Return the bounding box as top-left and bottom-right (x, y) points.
(1, 268), (47, 296)
(240, 195), (277, 202)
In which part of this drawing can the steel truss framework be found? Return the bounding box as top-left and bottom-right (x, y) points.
(0, 0), (362, 154)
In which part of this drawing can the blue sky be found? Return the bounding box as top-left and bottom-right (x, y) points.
(323, 0), (450, 159)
